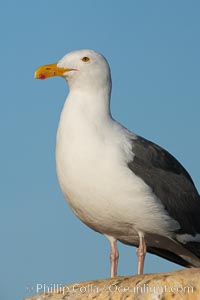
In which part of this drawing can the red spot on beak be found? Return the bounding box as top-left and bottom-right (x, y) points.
(39, 74), (46, 80)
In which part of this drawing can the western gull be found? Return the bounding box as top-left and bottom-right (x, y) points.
(35, 49), (200, 277)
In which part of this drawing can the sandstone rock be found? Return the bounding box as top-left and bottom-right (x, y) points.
(23, 268), (200, 300)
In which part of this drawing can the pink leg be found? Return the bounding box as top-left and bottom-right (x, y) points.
(136, 232), (146, 275)
(109, 238), (119, 278)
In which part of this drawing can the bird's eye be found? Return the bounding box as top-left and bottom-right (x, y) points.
(82, 56), (90, 62)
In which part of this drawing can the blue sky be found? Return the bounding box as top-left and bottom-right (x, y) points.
(1, 1), (200, 299)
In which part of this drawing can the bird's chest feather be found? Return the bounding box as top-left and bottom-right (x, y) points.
(57, 126), (110, 197)
(55, 113), (127, 232)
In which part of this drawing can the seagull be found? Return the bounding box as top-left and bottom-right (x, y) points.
(35, 49), (200, 277)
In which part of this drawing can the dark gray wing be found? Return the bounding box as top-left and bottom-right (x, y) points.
(128, 136), (200, 237)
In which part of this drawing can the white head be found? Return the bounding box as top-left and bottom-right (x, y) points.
(35, 49), (112, 94)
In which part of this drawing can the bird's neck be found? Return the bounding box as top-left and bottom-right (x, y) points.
(64, 86), (112, 125)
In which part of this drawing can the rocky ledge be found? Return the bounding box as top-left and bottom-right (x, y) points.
(23, 268), (200, 300)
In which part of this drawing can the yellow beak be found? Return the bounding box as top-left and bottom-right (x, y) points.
(34, 63), (75, 80)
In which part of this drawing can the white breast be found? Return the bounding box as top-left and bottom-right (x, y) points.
(56, 98), (178, 241)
